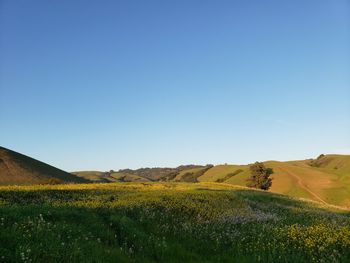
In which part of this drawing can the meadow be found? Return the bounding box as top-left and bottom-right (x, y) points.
(0, 182), (349, 262)
(73, 155), (350, 208)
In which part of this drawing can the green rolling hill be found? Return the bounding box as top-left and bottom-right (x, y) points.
(73, 165), (212, 183)
(197, 154), (350, 208)
(73, 154), (350, 207)
(1, 146), (349, 208)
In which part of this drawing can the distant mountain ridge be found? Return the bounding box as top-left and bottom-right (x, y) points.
(0, 146), (88, 185)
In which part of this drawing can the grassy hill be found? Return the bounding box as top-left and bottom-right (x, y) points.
(0, 182), (349, 262)
(2, 146), (348, 208)
(198, 155), (350, 208)
(0, 146), (88, 185)
(72, 154), (350, 208)
(74, 165), (212, 183)
(198, 164), (244, 182)
(72, 171), (107, 182)
(173, 165), (213, 182)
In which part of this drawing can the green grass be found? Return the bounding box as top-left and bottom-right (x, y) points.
(174, 167), (209, 182)
(71, 155), (350, 208)
(109, 172), (150, 182)
(199, 165), (244, 182)
(72, 171), (105, 181)
(196, 156), (350, 208)
(72, 171), (150, 183)
(0, 182), (349, 262)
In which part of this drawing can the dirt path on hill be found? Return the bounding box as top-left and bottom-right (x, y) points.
(280, 167), (329, 205)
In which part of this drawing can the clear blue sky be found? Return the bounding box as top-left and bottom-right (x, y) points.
(1, 0), (349, 171)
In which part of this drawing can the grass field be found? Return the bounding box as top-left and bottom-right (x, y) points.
(1, 182), (349, 262)
(73, 156), (350, 208)
(198, 155), (350, 208)
(3, 146), (349, 209)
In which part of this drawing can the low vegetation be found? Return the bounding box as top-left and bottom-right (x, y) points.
(0, 182), (349, 262)
(309, 154), (326, 167)
(216, 169), (243, 183)
(174, 165), (214, 182)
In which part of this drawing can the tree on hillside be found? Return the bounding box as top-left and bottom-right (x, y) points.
(246, 162), (273, 190)
(310, 154), (325, 167)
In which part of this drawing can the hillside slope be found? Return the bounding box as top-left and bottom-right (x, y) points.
(74, 165), (212, 183)
(198, 155), (350, 208)
(0, 146), (88, 185)
(73, 171), (151, 183)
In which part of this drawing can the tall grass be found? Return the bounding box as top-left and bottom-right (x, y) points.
(0, 183), (349, 262)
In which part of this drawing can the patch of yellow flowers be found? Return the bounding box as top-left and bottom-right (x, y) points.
(285, 223), (350, 249)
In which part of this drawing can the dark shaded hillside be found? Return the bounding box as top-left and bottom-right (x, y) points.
(0, 146), (88, 185)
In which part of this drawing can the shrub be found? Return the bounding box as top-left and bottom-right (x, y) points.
(309, 154), (326, 167)
(47, 178), (63, 185)
(317, 154), (325, 160)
